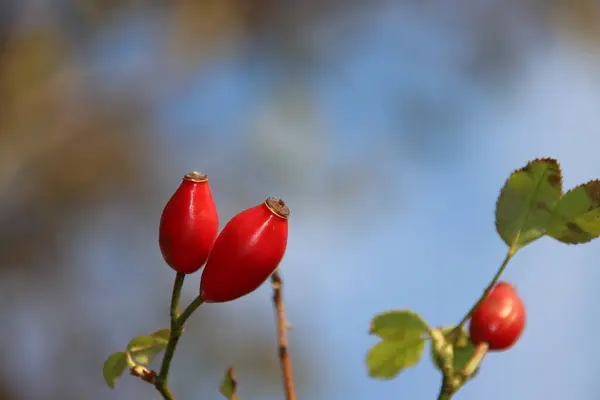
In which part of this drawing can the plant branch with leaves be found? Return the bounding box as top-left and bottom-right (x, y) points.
(103, 173), (294, 399)
(103, 158), (600, 399)
(366, 158), (600, 399)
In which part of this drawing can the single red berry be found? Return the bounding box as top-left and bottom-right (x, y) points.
(199, 197), (289, 303)
(469, 281), (526, 351)
(159, 172), (219, 274)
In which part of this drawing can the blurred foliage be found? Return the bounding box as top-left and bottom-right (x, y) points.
(0, 0), (599, 398)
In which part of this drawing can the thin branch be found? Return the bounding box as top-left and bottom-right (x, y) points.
(451, 248), (515, 341)
(436, 376), (455, 400)
(436, 342), (490, 400)
(271, 270), (297, 400)
(154, 294), (205, 399)
(177, 295), (204, 326)
(154, 272), (186, 400)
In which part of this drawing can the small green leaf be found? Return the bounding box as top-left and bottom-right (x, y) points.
(127, 333), (169, 366)
(103, 351), (127, 389)
(369, 310), (429, 340)
(150, 328), (171, 342)
(366, 337), (425, 379)
(548, 180), (600, 244)
(495, 158), (563, 251)
(430, 326), (478, 376)
(366, 310), (429, 379)
(220, 368), (240, 400)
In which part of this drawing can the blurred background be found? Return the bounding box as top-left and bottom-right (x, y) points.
(2, 1), (600, 399)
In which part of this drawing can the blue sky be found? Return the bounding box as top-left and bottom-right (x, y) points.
(154, 21), (599, 400)
(99, 8), (600, 400)
(6, 4), (600, 400)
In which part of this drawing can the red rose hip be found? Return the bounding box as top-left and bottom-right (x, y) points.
(200, 197), (289, 303)
(159, 172), (219, 274)
(469, 281), (526, 351)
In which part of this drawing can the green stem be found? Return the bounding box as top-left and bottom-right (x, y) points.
(155, 381), (177, 400)
(437, 342), (489, 400)
(460, 342), (489, 379)
(156, 329), (183, 394)
(438, 248), (515, 399)
(154, 273), (185, 399)
(170, 273), (185, 325)
(154, 273), (206, 400)
(451, 247), (515, 339)
(177, 295), (205, 326)
(436, 377), (455, 400)
(437, 392), (453, 400)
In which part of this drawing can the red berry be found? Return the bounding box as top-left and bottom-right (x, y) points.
(159, 172), (219, 274)
(469, 281), (526, 351)
(200, 197), (289, 303)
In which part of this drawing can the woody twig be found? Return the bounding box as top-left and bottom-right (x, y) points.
(271, 270), (297, 400)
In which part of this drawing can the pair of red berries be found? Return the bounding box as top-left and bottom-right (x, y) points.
(158, 172), (289, 303)
(469, 281), (526, 351)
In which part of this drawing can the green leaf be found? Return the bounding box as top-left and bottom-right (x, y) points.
(495, 158), (563, 251)
(366, 337), (426, 379)
(220, 368), (240, 400)
(547, 180), (600, 244)
(150, 328), (171, 342)
(103, 351), (127, 389)
(430, 326), (478, 377)
(366, 310), (429, 379)
(126, 333), (169, 366)
(369, 310), (429, 340)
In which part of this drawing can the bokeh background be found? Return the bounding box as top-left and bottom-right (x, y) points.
(2, 1), (600, 399)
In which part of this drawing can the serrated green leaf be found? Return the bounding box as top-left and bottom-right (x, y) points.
(369, 310), (429, 340)
(495, 158), (563, 251)
(430, 326), (478, 377)
(547, 180), (600, 244)
(220, 368), (240, 400)
(126, 334), (169, 366)
(103, 351), (127, 389)
(366, 337), (425, 379)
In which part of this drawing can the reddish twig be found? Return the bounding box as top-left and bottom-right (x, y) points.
(271, 270), (297, 400)
(130, 364), (157, 384)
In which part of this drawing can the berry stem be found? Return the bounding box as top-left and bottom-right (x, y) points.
(439, 249), (515, 400)
(450, 247), (516, 341)
(177, 295), (205, 326)
(154, 273), (205, 400)
(171, 273), (185, 324)
(271, 270), (297, 400)
(460, 342), (489, 379)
